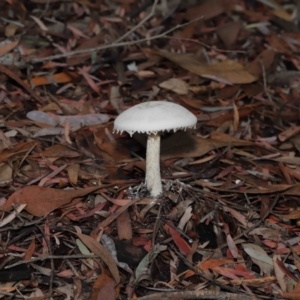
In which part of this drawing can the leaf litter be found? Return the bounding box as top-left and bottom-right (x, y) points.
(1, 0), (300, 299)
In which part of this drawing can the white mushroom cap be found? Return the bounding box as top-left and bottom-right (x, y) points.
(114, 101), (197, 136)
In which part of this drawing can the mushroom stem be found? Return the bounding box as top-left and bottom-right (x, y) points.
(145, 133), (162, 197)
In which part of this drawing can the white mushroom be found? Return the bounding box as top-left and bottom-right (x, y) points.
(114, 101), (197, 197)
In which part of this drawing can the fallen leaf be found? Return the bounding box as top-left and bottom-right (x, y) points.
(24, 71), (78, 87)
(0, 204), (27, 227)
(154, 49), (257, 84)
(91, 272), (116, 300)
(91, 197), (141, 232)
(0, 40), (19, 57)
(24, 237), (36, 261)
(75, 232), (120, 285)
(278, 126), (300, 142)
(0, 186), (101, 217)
(246, 49), (275, 78)
(165, 221), (191, 255)
(67, 164), (80, 185)
(186, 0), (232, 21)
(217, 21), (241, 49)
(161, 131), (252, 159)
(31, 144), (82, 158)
(159, 78), (189, 94)
(227, 234), (238, 258)
(117, 210), (132, 240)
(135, 245), (167, 279)
(0, 65), (44, 104)
(242, 243), (273, 275)
(273, 255), (286, 292)
(67, 33), (105, 66)
(201, 258), (234, 270)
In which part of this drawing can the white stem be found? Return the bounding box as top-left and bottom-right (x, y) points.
(145, 133), (162, 197)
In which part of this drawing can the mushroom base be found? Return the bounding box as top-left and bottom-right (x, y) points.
(145, 133), (162, 197)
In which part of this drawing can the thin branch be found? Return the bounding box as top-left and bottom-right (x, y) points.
(166, 36), (247, 54)
(114, 0), (159, 44)
(5, 254), (98, 269)
(30, 17), (203, 63)
(136, 290), (259, 300)
(36, 225), (54, 298)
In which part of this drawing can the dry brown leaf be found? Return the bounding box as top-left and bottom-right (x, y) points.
(246, 49), (275, 78)
(0, 186), (101, 216)
(0, 141), (37, 163)
(273, 255), (287, 292)
(278, 126), (300, 142)
(176, 98), (206, 109)
(154, 49), (257, 84)
(186, 0), (232, 21)
(0, 40), (19, 57)
(0, 65), (45, 104)
(0, 164), (13, 184)
(31, 144), (81, 158)
(266, 34), (290, 54)
(272, 8), (292, 21)
(161, 131), (252, 160)
(67, 33), (105, 66)
(203, 182), (300, 196)
(232, 102), (239, 132)
(117, 210), (133, 240)
(94, 197), (141, 230)
(206, 106), (257, 126)
(24, 237), (36, 261)
(94, 279), (116, 300)
(217, 21), (241, 49)
(276, 210), (300, 220)
(75, 232), (120, 285)
(67, 164), (80, 185)
(159, 78), (189, 94)
(91, 272), (115, 300)
(282, 292), (300, 300)
(273, 157), (300, 166)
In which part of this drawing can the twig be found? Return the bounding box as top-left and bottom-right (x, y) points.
(171, 247), (270, 299)
(114, 0), (159, 44)
(230, 193), (279, 242)
(166, 36), (247, 54)
(37, 224), (54, 299)
(152, 201), (163, 246)
(65, 259), (80, 277)
(135, 290), (259, 300)
(30, 17), (203, 63)
(260, 57), (273, 102)
(0, 291), (23, 299)
(5, 254), (98, 269)
(0, 65), (45, 103)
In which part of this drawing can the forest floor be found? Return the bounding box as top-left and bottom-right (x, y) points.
(1, 0), (300, 299)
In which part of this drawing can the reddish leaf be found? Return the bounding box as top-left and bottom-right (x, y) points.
(201, 259), (234, 270)
(165, 222), (191, 255)
(0, 186), (101, 217)
(92, 274), (116, 300)
(226, 234), (238, 258)
(213, 267), (239, 280)
(24, 237), (36, 261)
(75, 232), (120, 285)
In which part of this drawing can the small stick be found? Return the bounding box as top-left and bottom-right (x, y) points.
(30, 17), (203, 63)
(5, 254), (98, 269)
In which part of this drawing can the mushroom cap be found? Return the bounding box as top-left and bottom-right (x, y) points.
(114, 101), (197, 136)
